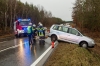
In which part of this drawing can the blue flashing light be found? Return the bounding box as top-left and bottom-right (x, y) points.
(22, 27), (27, 33)
(28, 19), (30, 20)
(18, 19), (21, 22)
(17, 19), (31, 22)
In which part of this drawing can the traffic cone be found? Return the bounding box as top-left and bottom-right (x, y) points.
(51, 41), (54, 48)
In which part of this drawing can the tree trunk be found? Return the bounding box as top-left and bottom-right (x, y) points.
(13, 0), (17, 22)
(4, 12), (7, 31)
(10, 1), (12, 30)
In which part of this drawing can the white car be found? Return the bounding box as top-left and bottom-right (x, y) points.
(49, 24), (95, 48)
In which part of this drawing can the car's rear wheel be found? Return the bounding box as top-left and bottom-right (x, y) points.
(80, 42), (88, 48)
(51, 35), (57, 42)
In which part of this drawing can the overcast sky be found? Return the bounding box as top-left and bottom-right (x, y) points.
(20, 0), (75, 21)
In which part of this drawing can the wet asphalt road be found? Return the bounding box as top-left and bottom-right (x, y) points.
(0, 37), (51, 66)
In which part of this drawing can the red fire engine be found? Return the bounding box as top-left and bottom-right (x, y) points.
(14, 19), (31, 37)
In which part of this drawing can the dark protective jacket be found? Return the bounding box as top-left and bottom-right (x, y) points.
(32, 27), (37, 36)
(37, 27), (45, 37)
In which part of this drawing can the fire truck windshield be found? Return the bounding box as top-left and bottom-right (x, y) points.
(19, 21), (30, 26)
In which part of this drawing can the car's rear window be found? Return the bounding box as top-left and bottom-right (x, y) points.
(53, 25), (59, 30)
(58, 26), (62, 31)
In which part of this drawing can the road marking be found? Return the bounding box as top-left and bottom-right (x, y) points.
(0, 44), (24, 53)
(31, 45), (52, 66)
(31, 41), (58, 66)
(0, 41), (7, 43)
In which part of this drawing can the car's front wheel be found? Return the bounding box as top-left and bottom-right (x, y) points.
(51, 35), (57, 42)
(80, 42), (88, 48)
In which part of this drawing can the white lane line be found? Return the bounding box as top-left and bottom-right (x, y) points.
(0, 44), (22, 53)
(31, 45), (52, 66)
(0, 41), (7, 43)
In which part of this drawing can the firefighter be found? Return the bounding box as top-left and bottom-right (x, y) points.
(37, 22), (42, 30)
(27, 22), (33, 45)
(32, 24), (37, 43)
(37, 23), (45, 44)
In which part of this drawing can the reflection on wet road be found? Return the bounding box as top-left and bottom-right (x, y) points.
(0, 37), (51, 66)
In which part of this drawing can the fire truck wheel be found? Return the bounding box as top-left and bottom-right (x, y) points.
(15, 34), (21, 38)
(18, 34), (21, 38)
(15, 34), (18, 38)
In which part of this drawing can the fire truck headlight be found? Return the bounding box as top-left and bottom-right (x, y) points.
(19, 30), (22, 33)
(18, 30), (24, 33)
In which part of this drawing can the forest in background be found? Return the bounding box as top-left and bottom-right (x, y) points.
(1, 0), (100, 37)
(72, 0), (100, 32)
(0, 0), (66, 36)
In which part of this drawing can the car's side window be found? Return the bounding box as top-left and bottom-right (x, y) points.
(62, 27), (69, 33)
(53, 26), (58, 30)
(69, 28), (79, 35)
(58, 26), (62, 31)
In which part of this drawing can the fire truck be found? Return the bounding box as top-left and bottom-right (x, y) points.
(14, 19), (32, 37)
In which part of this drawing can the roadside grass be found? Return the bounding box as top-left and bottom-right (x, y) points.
(44, 43), (100, 66)
(0, 33), (14, 42)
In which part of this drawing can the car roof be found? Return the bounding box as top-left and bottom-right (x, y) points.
(53, 24), (72, 28)
(52, 24), (77, 30)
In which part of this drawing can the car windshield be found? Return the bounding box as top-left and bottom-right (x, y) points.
(76, 29), (84, 36)
(19, 21), (30, 26)
(75, 29), (83, 36)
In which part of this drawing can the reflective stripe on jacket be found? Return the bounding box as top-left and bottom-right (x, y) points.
(39, 31), (44, 36)
(27, 26), (32, 33)
(38, 28), (45, 36)
(32, 27), (37, 35)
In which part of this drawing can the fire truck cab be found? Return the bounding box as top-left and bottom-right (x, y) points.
(14, 19), (31, 37)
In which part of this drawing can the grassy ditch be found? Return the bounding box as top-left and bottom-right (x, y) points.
(44, 43), (100, 66)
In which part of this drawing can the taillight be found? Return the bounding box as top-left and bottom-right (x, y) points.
(48, 30), (50, 33)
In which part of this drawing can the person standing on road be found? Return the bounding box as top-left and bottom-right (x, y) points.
(37, 23), (45, 44)
(27, 22), (33, 45)
(32, 24), (37, 43)
(37, 22), (42, 30)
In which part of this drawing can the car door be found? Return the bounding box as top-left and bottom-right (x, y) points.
(67, 28), (81, 44)
(50, 25), (63, 39)
(55, 26), (63, 40)
(57, 26), (71, 42)
(50, 25), (59, 34)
